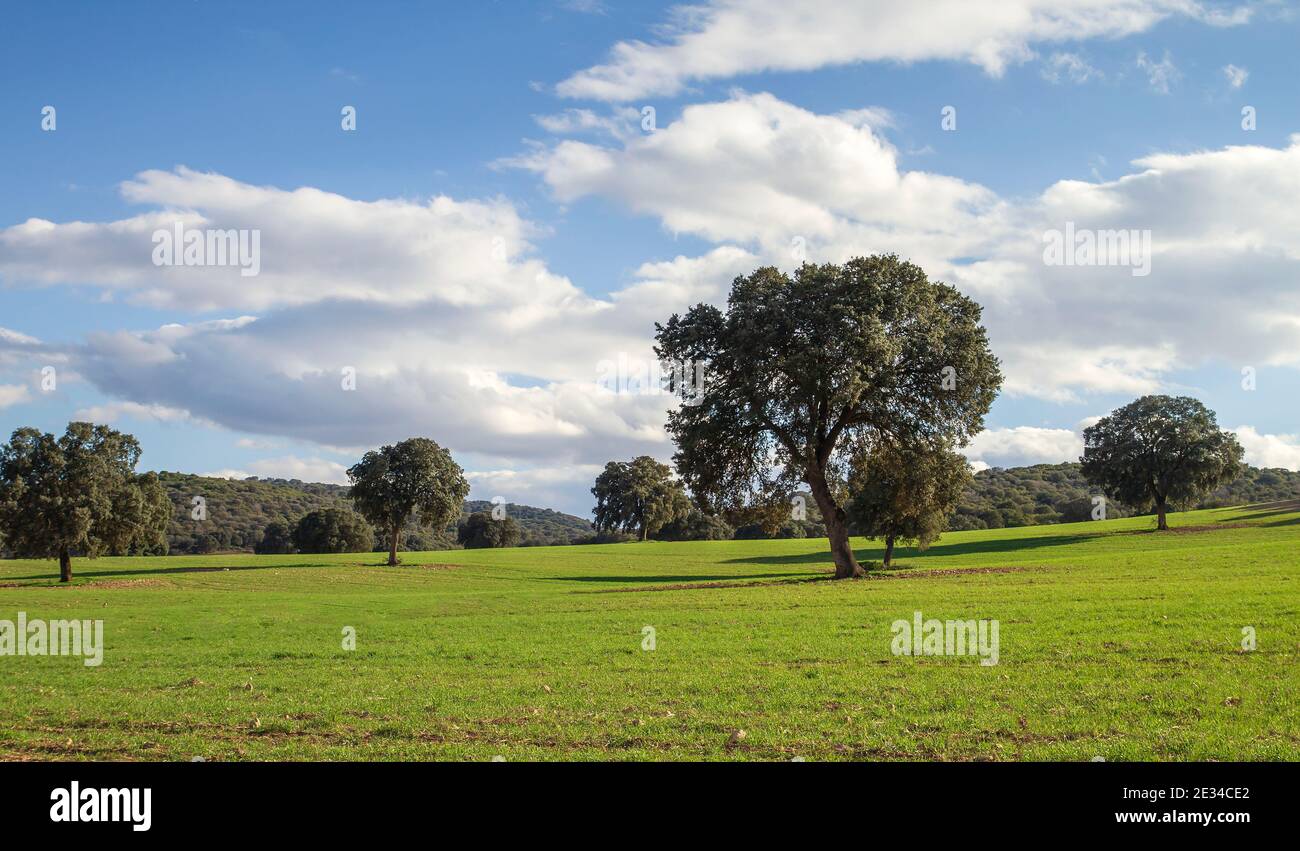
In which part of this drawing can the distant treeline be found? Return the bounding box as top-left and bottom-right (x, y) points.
(949, 462), (1300, 531)
(160, 473), (592, 554)
(655, 462), (1300, 541)
(156, 463), (1300, 554)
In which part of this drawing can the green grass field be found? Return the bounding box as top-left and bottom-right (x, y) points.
(2, 501), (1297, 761)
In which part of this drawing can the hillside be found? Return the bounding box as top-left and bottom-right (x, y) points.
(155, 462), (1300, 553)
(159, 473), (591, 554)
(953, 462), (1300, 530)
(696, 462), (1300, 540)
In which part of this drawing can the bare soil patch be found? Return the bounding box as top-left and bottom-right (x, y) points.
(862, 565), (1036, 580)
(1167, 523), (1252, 534)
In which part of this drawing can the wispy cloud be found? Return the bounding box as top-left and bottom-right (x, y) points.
(1041, 52), (1101, 84)
(1136, 49), (1181, 94)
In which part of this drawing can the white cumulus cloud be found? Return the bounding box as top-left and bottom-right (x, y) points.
(1230, 426), (1300, 471)
(203, 456), (351, 485)
(962, 426), (1084, 469)
(510, 93), (1300, 403)
(557, 0), (1247, 101)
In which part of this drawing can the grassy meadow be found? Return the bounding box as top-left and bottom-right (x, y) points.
(1, 501), (1298, 761)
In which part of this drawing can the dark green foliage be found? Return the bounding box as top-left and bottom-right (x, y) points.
(847, 444), (970, 567)
(155, 476), (590, 554)
(395, 529), (456, 553)
(655, 255), (1001, 577)
(162, 473), (340, 554)
(1056, 496), (1103, 524)
(1198, 465), (1300, 508)
(348, 438), (469, 565)
(652, 509), (734, 541)
(255, 520), (296, 555)
(725, 493), (825, 540)
(292, 508), (373, 554)
(1081, 396), (1244, 530)
(463, 500), (591, 546)
(457, 511), (522, 549)
(733, 520), (815, 539)
(950, 461), (1298, 530)
(0, 423), (170, 580)
(591, 456), (691, 541)
(949, 464), (1123, 530)
(574, 529), (639, 544)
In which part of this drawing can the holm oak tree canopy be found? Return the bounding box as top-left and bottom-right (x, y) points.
(654, 255), (1001, 578)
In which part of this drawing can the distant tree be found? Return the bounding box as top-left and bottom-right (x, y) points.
(347, 437), (469, 565)
(292, 508), (373, 554)
(575, 529), (638, 545)
(1001, 508), (1030, 527)
(847, 444), (971, 569)
(194, 533), (225, 554)
(0, 423), (170, 581)
(1056, 497), (1099, 524)
(655, 256), (1000, 577)
(457, 511), (521, 549)
(724, 503), (790, 538)
(652, 509), (734, 541)
(946, 512), (987, 532)
(1081, 396), (1244, 531)
(392, 528), (455, 553)
(722, 497), (824, 540)
(591, 456), (691, 541)
(255, 520), (296, 554)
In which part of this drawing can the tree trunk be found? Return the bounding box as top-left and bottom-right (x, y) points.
(883, 536), (895, 570)
(59, 547), (72, 583)
(1156, 497), (1168, 531)
(807, 469), (864, 579)
(388, 527), (400, 566)
(641, 523), (648, 542)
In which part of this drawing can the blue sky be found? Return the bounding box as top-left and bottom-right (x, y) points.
(2, 0), (1299, 516)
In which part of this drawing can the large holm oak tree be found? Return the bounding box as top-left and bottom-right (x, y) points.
(1081, 395), (1244, 531)
(654, 255), (1001, 578)
(347, 437), (468, 566)
(0, 422), (170, 581)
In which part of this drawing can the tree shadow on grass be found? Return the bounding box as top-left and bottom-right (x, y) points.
(551, 571), (819, 584)
(1223, 499), (1300, 524)
(1, 561), (359, 582)
(578, 574), (836, 593)
(725, 533), (1098, 566)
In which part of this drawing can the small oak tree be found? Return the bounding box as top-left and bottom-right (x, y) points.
(292, 508), (374, 554)
(347, 437), (468, 565)
(655, 255), (1000, 578)
(457, 511), (521, 549)
(1081, 395), (1243, 531)
(653, 508), (734, 541)
(846, 444), (971, 568)
(591, 456), (691, 541)
(256, 519), (296, 555)
(0, 423), (170, 581)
